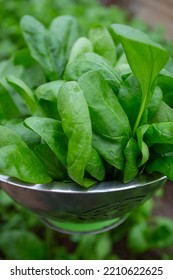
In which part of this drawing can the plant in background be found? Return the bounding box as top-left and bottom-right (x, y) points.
(0, 0), (127, 59)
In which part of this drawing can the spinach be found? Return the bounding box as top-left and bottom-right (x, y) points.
(68, 37), (93, 63)
(89, 25), (116, 66)
(0, 126), (51, 183)
(35, 81), (65, 102)
(6, 75), (38, 115)
(78, 70), (131, 170)
(146, 155), (173, 181)
(0, 84), (20, 121)
(1, 16), (173, 187)
(48, 15), (81, 78)
(57, 81), (96, 187)
(20, 15), (80, 80)
(24, 117), (67, 168)
(0, 144), (51, 184)
(117, 74), (142, 130)
(110, 24), (169, 135)
(20, 15), (58, 81)
(35, 144), (68, 180)
(3, 119), (40, 149)
(64, 52), (122, 92)
(123, 138), (140, 183)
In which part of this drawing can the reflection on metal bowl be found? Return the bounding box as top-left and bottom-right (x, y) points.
(0, 173), (166, 234)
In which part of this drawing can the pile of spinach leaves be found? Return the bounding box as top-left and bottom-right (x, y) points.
(0, 15), (173, 187)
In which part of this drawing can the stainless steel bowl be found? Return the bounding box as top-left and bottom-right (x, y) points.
(0, 173), (166, 234)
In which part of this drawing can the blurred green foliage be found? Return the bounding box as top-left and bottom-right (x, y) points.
(0, 0), (127, 59)
(0, 0), (168, 59)
(0, 0), (173, 260)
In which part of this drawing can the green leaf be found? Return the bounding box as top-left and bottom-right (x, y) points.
(158, 70), (173, 107)
(150, 101), (173, 123)
(35, 144), (67, 180)
(24, 117), (67, 167)
(136, 125), (150, 167)
(78, 71), (131, 169)
(117, 74), (141, 130)
(86, 148), (105, 181)
(111, 24), (169, 134)
(35, 80), (65, 102)
(57, 81), (95, 187)
(68, 37), (93, 63)
(78, 71), (131, 139)
(20, 15), (57, 80)
(64, 52), (122, 92)
(0, 84), (20, 121)
(145, 122), (173, 145)
(6, 75), (38, 114)
(0, 144), (51, 183)
(147, 86), (163, 120)
(50, 15), (81, 59)
(146, 154), (173, 181)
(49, 15), (81, 77)
(89, 25), (116, 65)
(0, 125), (26, 148)
(4, 119), (40, 149)
(123, 138), (140, 183)
(92, 132), (126, 170)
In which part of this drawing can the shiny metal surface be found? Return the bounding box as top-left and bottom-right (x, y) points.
(0, 173), (167, 234)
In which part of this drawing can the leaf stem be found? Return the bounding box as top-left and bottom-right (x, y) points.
(132, 92), (148, 137)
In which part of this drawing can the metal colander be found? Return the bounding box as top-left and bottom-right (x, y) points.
(0, 173), (166, 234)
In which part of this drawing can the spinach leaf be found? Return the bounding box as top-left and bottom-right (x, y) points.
(0, 58), (27, 116)
(117, 74), (141, 130)
(147, 86), (163, 121)
(35, 144), (67, 180)
(0, 144), (52, 183)
(158, 70), (173, 107)
(35, 81), (65, 119)
(49, 15), (81, 77)
(50, 15), (81, 59)
(6, 75), (38, 115)
(24, 117), (67, 168)
(78, 70), (131, 169)
(146, 154), (173, 181)
(92, 131), (127, 170)
(115, 53), (132, 79)
(149, 101), (173, 123)
(68, 37), (93, 63)
(136, 125), (150, 167)
(35, 80), (65, 102)
(110, 24), (169, 135)
(0, 125), (51, 183)
(0, 125), (27, 148)
(35, 99), (60, 120)
(86, 148), (105, 181)
(57, 81), (96, 187)
(144, 122), (173, 146)
(64, 52), (122, 92)
(78, 71), (131, 139)
(0, 84), (20, 121)
(13, 48), (46, 89)
(89, 25), (116, 66)
(20, 15), (57, 81)
(123, 138), (140, 183)
(3, 119), (40, 149)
